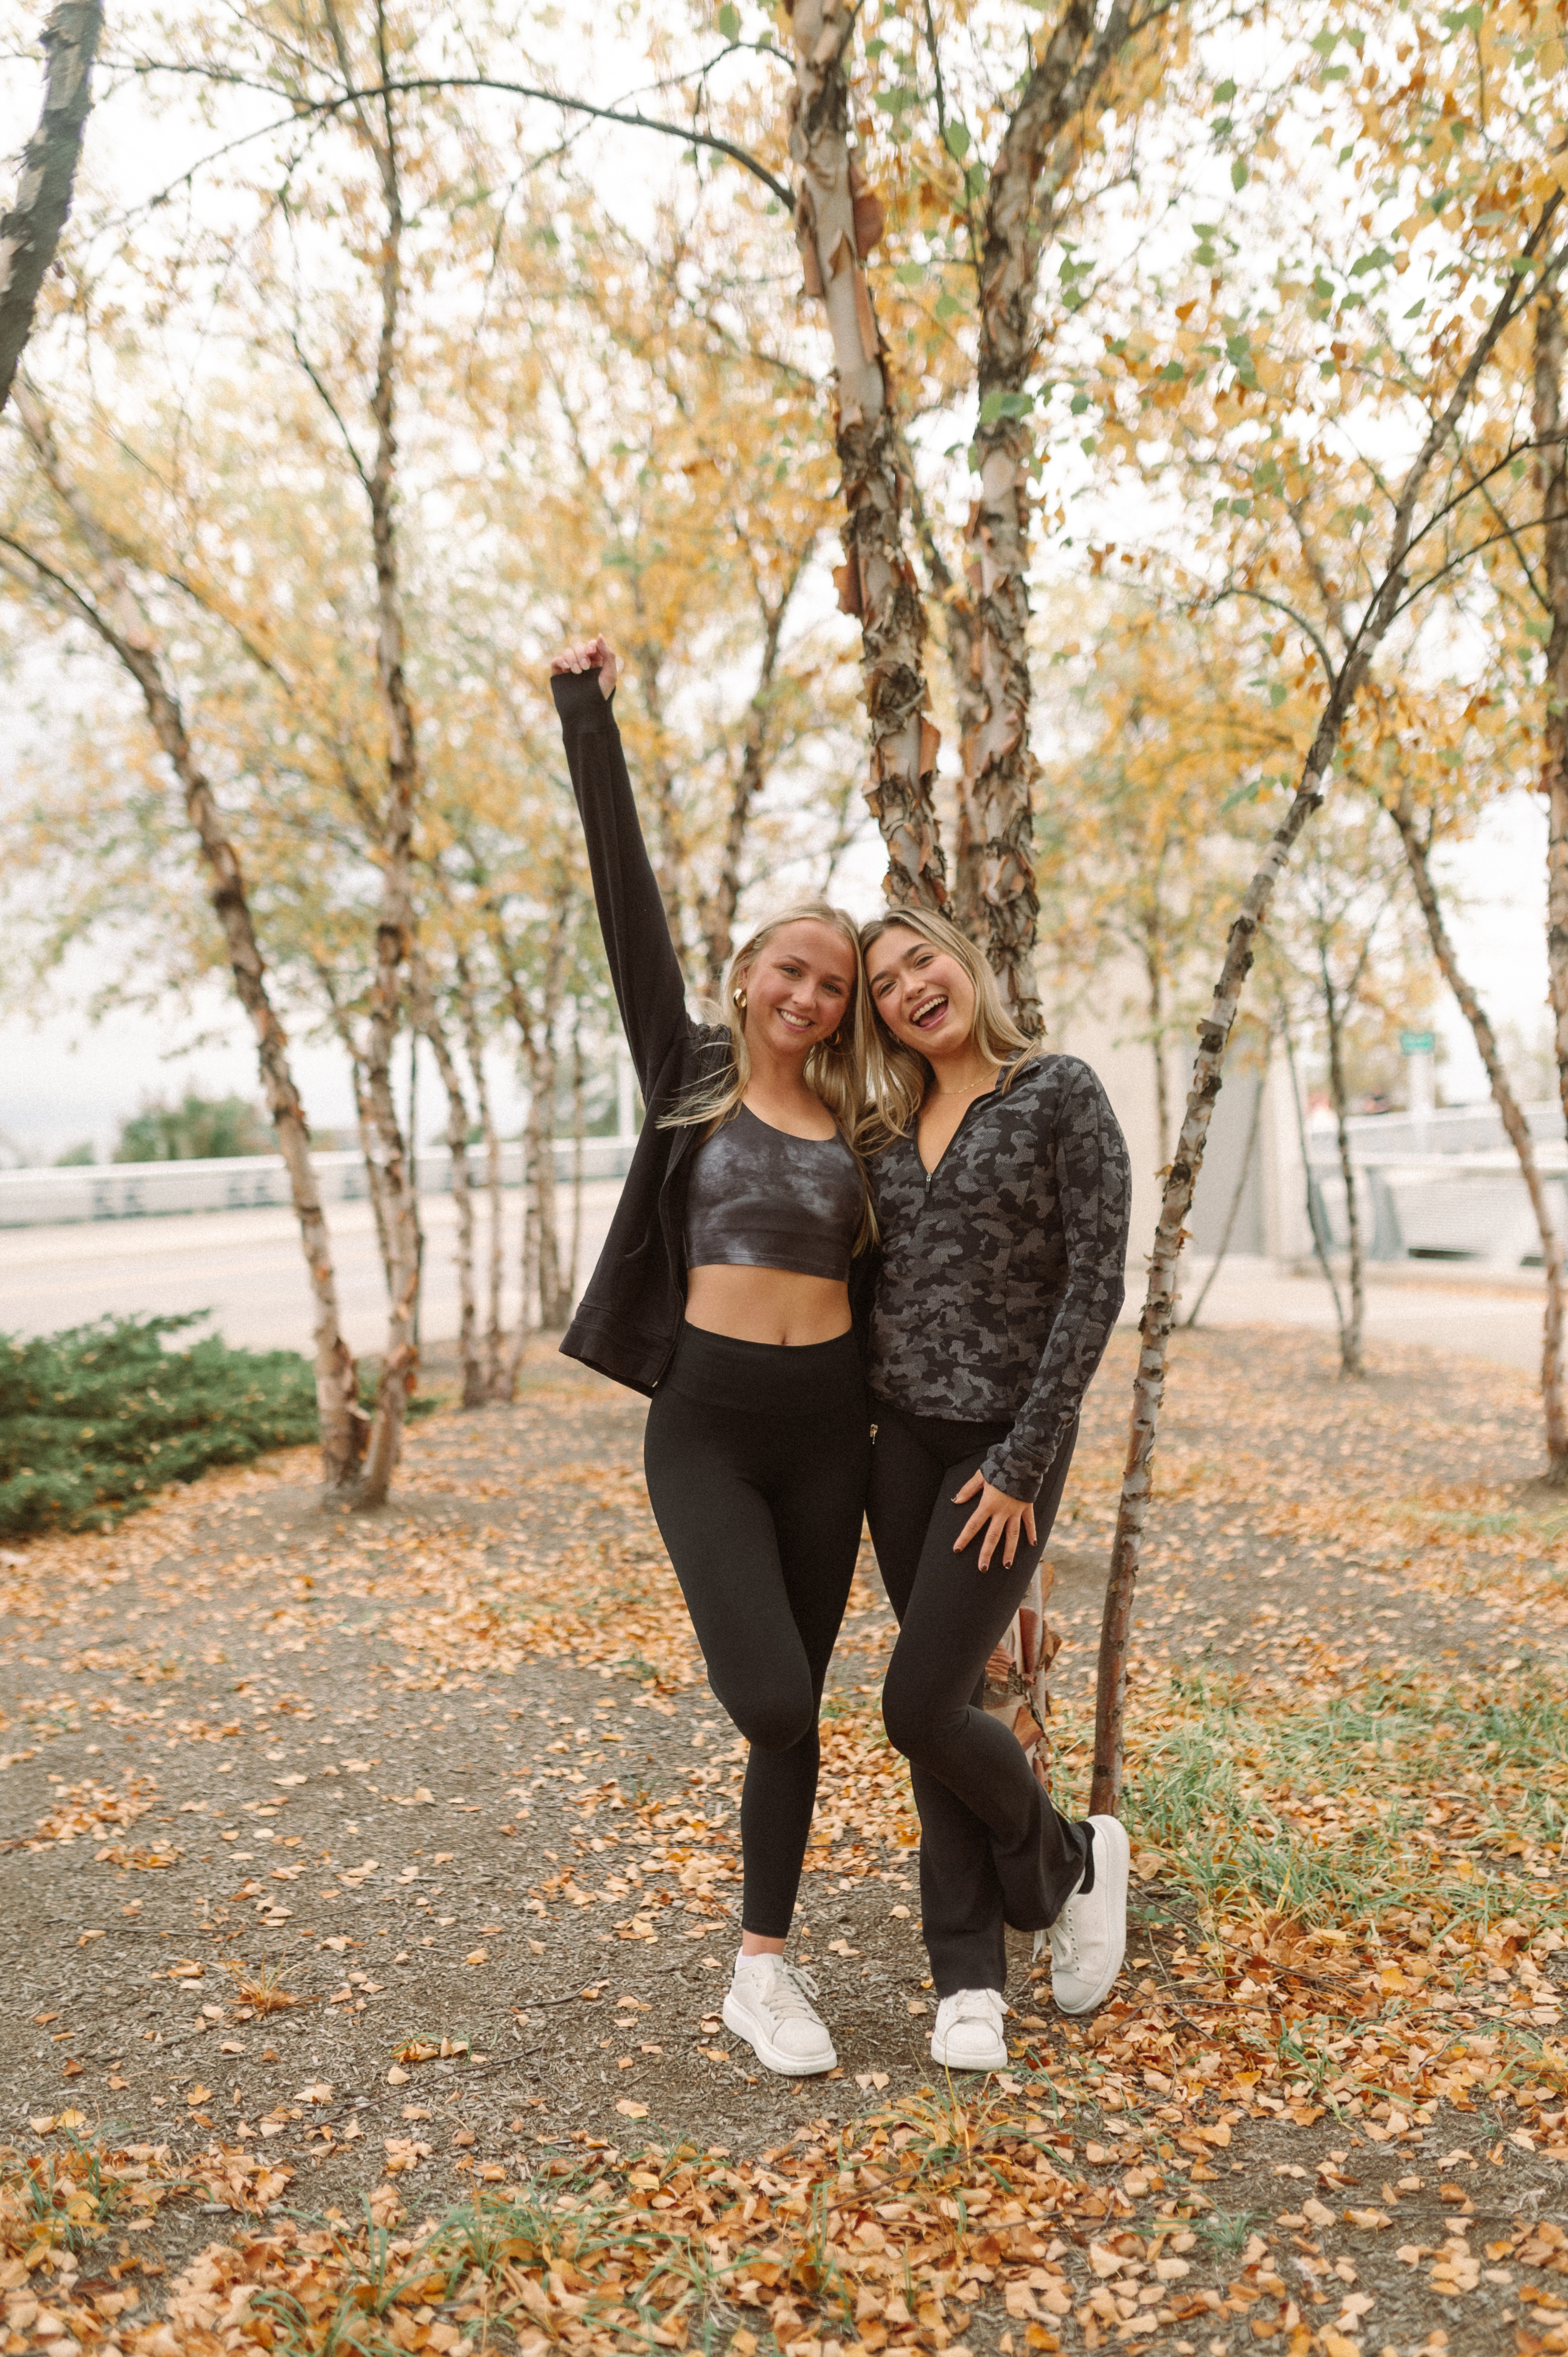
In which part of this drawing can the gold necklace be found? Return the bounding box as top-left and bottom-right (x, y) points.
(931, 1075), (996, 1097)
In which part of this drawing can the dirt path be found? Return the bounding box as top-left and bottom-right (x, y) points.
(1, 1328), (1564, 2356)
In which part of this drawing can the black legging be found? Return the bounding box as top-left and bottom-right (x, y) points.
(642, 1322), (868, 1939)
(867, 1404), (1090, 1996)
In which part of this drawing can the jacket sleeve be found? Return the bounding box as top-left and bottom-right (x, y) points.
(982, 1063), (1132, 1502)
(551, 667), (690, 1100)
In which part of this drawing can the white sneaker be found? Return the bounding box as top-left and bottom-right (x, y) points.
(930, 1987), (1008, 2072)
(723, 1955), (837, 2076)
(1041, 1813), (1130, 2014)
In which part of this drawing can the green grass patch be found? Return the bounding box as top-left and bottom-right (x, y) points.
(0, 1314), (321, 1534)
(1121, 1665), (1568, 1930)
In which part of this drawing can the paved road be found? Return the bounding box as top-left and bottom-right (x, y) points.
(0, 1198), (1549, 1375)
(1171, 1253), (1547, 1374)
(0, 1183), (624, 1358)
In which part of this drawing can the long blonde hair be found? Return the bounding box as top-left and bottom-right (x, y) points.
(660, 899), (871, 1147)
(858, 907), (1043, 1149)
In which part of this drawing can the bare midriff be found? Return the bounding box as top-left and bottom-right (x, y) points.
(684, 1264), (852, 1347)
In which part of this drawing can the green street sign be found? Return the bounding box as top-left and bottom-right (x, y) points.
(1399, 1030), (1435, 1056)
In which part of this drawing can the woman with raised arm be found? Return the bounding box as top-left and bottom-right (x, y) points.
(548, 635), (872, 2079)
(858, 907), (1133, 2071)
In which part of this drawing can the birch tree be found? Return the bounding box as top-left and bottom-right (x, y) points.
(1086, 104), (1567, 1811)
(0, 0), (102, 418)
(785, 0), (947, 912)
(0, 392), (370, 1493)
(1384, 786), (1568, 1480)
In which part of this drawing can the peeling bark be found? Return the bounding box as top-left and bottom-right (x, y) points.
(1532, 295), (1568, 1235)
(949, 0), (1138, 1032)
(787, 0), (946, 910)
(1388, 796), (1568, 1482)
(1088, 206), (1563, 1813)
(340, 0), (424, 1508)
(8, 396), (368, 1493)
(0, 0), (102, 419)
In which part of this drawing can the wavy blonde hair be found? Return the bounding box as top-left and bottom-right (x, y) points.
(858, 907), (1043, 1150)
(660, 899), (872, 1150)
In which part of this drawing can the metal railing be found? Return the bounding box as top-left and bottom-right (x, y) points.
(1306, 1100), (1566, 1269)
(0, 1138), (637, 1229)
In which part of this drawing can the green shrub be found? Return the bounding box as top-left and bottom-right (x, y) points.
(113, 1092), (271, 1162)
(0, 1315), (320, 1534)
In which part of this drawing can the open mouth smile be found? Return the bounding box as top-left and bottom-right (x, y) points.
(911, 993), (949, 1030)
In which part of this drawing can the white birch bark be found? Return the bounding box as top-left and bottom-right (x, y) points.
(0, 0), (102, 417)
(786, 0), (946, 908)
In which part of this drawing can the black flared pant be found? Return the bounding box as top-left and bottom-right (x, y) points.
(867, 1404), (1089, 1996)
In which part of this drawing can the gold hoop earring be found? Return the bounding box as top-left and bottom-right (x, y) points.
(732, 987), (747, 1011)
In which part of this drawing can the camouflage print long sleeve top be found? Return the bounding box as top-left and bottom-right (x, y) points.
(865, 1054), (1132, 1502)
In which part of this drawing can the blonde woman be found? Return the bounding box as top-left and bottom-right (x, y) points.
(549, 635), (872, 2079)
(859, 908), (1132, 2068)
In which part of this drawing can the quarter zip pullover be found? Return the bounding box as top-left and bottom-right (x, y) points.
(866, 1054), (1131, 1501)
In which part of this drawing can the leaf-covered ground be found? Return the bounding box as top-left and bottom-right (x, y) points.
(0, 1325), (1563, 2357)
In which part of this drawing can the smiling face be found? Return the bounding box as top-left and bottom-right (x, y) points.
(864, 924), (979, 1059)
(736, 919), (857, 1062)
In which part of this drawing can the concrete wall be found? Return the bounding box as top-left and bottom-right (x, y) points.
(1043, 953), (1312, 1270)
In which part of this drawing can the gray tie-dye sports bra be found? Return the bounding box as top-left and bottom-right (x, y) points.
(685, 1104), (862, 1282)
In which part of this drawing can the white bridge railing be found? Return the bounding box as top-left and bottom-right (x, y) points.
(0, 1139), (636, 1229)
(1307, 1100), (1566, 1270)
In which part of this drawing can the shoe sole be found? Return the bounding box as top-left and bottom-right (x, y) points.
(722, 1988), (836, 2077)
(930, 2037), (1007, 2073)
(1055, 1813), (1131, 2015)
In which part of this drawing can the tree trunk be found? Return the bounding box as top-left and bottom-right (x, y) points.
(702, 568), (802, 991)
(0, 0), (103, 418)
(945, 0), (1138, 1028)
(323, 999), (395, 1296)
(350, 13), (424, 1509)
(786, 0), (946, 910)
(8, 395), (368, 1492)
(1144, 915), (1171, 1173)
(1320, 956), (1365, 1377)
(495, 928), (569, 1338)
(568, 1008), (587, 1309)
(414, 966), (481, 1410)
(1276, 984), (1347, 1323)
(1387, 795), (1568, 1480)
(1089, 756), (1332, 1816)
(1532, 295), (1568, 1238)
(520, 1117), (539, 1346)
(455, 952), (508, 1403)
(1183, 1036), (1269, 1329)
(1088, 205), (1561, 1816)
(630, 641), (688, 957)
(531, 924), (571, 1330)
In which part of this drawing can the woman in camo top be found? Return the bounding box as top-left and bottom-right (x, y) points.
(858, 906), (1133, 2070)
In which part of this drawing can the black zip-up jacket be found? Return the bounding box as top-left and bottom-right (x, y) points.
(552, 665), (873, 1392)
(553, 666), (725, 1393)
(866, 1056), (1131, 1500)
